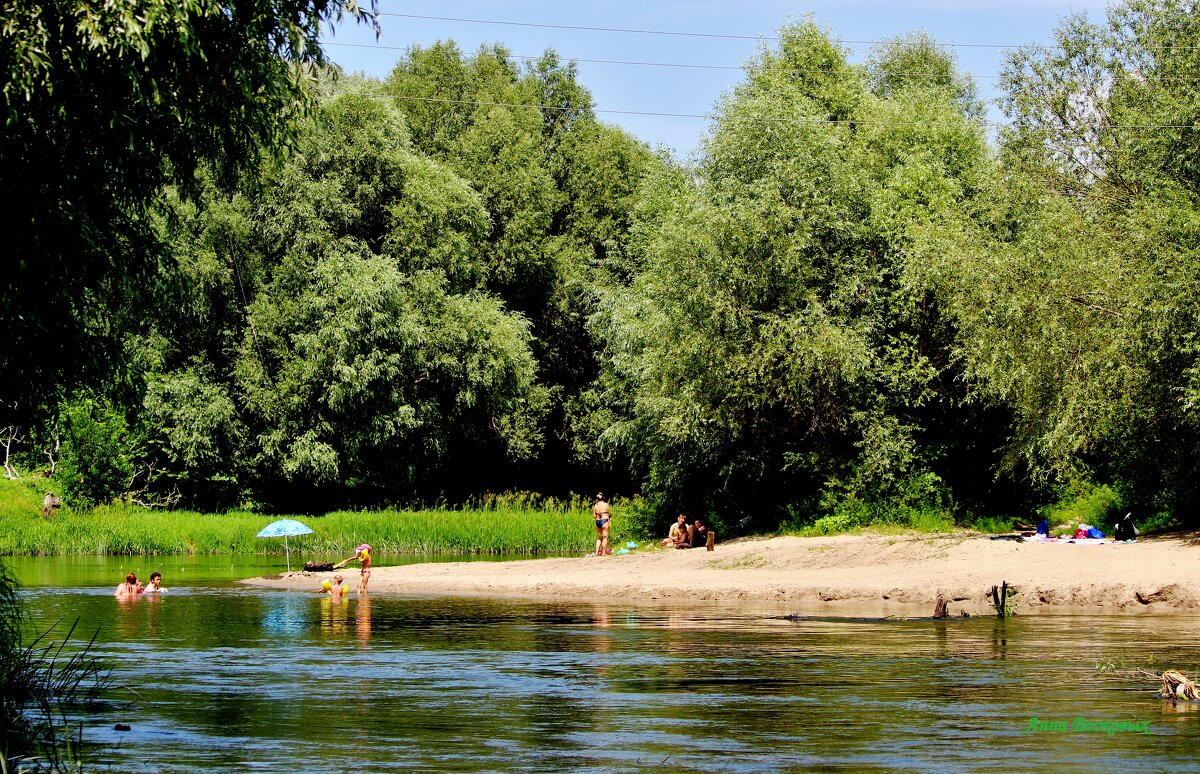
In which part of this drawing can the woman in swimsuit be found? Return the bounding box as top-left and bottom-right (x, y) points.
(114, 573), (142, 598)
(662, 514), (689, 548)
(593, 493), (612, 556)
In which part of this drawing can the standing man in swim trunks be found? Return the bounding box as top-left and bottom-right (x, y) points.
(593, 493), (612, 556)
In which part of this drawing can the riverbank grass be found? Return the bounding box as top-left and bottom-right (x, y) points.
(0, 478), (604, 556)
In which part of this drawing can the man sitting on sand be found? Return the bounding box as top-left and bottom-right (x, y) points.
(689, 519), (714, 550)
(661, 514), (690, 548)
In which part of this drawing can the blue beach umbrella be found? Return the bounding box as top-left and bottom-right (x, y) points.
(256, 519), (314, 573)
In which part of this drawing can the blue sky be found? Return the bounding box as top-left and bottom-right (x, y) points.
(324, 1), (1111, 158)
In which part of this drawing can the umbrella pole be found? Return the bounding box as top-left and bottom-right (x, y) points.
(285, 534), (291, 573)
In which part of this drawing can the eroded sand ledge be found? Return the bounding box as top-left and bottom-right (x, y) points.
(241, 533), (1200, 616)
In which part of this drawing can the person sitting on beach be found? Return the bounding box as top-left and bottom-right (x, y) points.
(661, 514), (689, 548)
(688, 519), (713, 549)
(114, 573), (143, 598)
(143, 572), (165, 592)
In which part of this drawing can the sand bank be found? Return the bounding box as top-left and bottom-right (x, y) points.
(242, 532), (1200, 616)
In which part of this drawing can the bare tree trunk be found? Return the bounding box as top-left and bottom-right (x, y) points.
(0, 425), (22, 480)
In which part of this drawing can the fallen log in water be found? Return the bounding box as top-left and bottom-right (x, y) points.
(1162, 670), (1200, 701)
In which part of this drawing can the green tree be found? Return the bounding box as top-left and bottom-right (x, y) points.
(0, 0), (377, 425)
(147, 91), (543, 507)
(56, 397), (137, 507)
(601, 22), (993, 528)
(931, 0), (1200, 516)
(384, 43), (656, 493)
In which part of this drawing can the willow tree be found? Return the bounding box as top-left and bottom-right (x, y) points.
(0, 0), (378, 425)
(141, 91), (542, 508)
(930, 0), (1200, 516)
(602, 23), (993, 528)
(385, 43), (656, 493)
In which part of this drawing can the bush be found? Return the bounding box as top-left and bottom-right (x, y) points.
(55, 398), (137, 508)
(1038, 482), (1124, 532)
(793, 470), (956, 535)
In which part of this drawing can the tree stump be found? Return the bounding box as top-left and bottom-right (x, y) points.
(933, 594), (949, 619)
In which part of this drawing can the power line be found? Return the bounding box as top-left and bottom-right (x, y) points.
(326, 41), (1200, 84)
(324, 40), (1007, 80)
(380, 12), (780, 43)
(346, 91), (1200, 131)
(378, 12), (1200, 52)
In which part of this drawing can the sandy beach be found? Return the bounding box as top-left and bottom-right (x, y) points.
(242, 531), (1200, 616)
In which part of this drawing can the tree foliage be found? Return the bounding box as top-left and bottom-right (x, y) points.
(932, 0), (1200, 514)
(0, 0), (377, 422)
(601, 22), (994, 528)
(11, 2), (1200, 528)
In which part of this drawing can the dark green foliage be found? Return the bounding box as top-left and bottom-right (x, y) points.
(11, 1), (1200, 530)
(934, 0), (1200, 516)
(55, 398), (137, 508)
(0, 0), (378, 424)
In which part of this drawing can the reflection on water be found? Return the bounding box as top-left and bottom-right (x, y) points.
(10, 558), (1200, 772)
(357, 593), (372, 647)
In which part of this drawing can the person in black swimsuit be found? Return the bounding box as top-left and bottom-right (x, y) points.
(593, 493), (612, 556)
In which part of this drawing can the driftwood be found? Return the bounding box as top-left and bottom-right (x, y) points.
(991, 581), (1015, 618)
(303, 561), (335, 572)
(1163, 671), (1200, 701)
(933, 594), (949, 619)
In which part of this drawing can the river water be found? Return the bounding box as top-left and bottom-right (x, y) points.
(9, 556), (1200, 772)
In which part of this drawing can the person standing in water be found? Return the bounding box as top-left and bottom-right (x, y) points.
(593, 493), (612, 556)
(114, 573), (142, 598)
(143, 572), (165, 592)
(323, 574), (348, 600)
(339, 544), (372, 593)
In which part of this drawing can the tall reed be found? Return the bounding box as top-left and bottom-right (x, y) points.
(0, 479), (615, 556)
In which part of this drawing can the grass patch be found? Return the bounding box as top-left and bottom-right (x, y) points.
(966, 515), (1019, 535)
(0, 478), (610, 556)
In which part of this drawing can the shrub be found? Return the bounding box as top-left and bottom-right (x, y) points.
(55, 398), (137, 508)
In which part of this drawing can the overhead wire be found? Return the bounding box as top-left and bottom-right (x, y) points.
(345, 91), (1200, 132)
(324, 41), (1012, 81)
(326, 13), (1200, 135)
(379, 12), (1200, 51)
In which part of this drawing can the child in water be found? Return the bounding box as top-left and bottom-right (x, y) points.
(320, 575), (348, 600)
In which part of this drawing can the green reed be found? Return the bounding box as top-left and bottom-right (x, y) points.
(0, 480), (613, 556)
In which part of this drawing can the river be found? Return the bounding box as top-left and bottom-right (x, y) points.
(8, 555), (1200, 772)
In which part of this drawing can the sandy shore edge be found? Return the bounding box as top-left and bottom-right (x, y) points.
(241, 532), (1200, 616)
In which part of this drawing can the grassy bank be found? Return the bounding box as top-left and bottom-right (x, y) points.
(0, 478), (615, 557)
